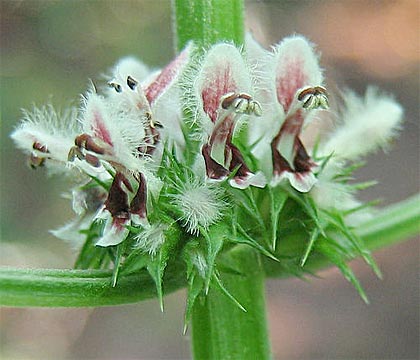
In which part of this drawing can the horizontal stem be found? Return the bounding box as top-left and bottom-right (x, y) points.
(356, 193), (420, 250)
(0, 267), (185, 307)
(1, 194), (418, 307)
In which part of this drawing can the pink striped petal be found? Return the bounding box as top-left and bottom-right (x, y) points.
(144, 43), (193, 106)
(273, 36), (323, 113)
(196, 44), (253, 123)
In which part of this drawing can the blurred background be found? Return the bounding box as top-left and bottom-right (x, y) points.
(0, 1), (418, 359)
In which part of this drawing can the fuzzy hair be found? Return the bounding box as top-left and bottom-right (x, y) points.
(170, 178), (225, 235)
(321, 87), (403, 160)
(135, 223), (168, 255)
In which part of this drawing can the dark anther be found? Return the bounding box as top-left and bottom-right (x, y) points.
(127, 76), (138, 90)
(108, 82), (122, 93)
(33, 141), (49, 153)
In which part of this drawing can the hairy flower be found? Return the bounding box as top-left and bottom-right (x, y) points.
(10, 33), (404, 304)
(320, 87), (403, 160)
(248, 35), (327, 192)
(171, 179), (225, 235)
(11, 105), (80, 174)
(193, 43), (266, 189)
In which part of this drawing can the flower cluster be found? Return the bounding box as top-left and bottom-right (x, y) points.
(11, 34), (402, 308)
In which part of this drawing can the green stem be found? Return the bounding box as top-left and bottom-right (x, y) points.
(1, 194), (419, 307)
(172, 0), (244, 51)
(356, 193), (420, 251)
(191, 248), (271, 360)
(173, 1), (270, 358)
(0, 267), (185, 307)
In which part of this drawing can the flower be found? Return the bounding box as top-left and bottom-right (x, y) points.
(311, 87), (403, 218)
(10, 33), (404, 304)
(192, 43), (266, 189)
(170, 178), (225, 235)
(247, 35), (328, 193)
(11, 104), (80, 174)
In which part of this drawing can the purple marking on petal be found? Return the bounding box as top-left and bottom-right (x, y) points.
(228, 143), (252, 176)
(279, 110), (304, 137)
(92, 110), (113, 146)
(202, 66), (237, 123)
(130, 172), (147, 220)
(202, 143), (229, 180)
(271, 135), (314, 175)
(145, 45), (190, 105)
(276, 58), (307, 113)
(105, 172), (132, 220)
(209, 113), (235, 147)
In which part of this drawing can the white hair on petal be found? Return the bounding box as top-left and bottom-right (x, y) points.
(110, 56), (151, 84)
(321, 87), (403, 160)
(135, 223), (167, 255)
(170, 178), (225, 235)
(10, 104), (79, 172)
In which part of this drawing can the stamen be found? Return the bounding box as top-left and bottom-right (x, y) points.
(74, 133), (106, 155)
(29, 153), (45, 169)
(108, 81), (122, 93)
(127, 76), (138, 90)
(32, 141), (49, 153)
(221, 92), (262, 116)
(298, 86), (329, 110)
(85, 153), (101, 167)
(67, 146), (84, 162)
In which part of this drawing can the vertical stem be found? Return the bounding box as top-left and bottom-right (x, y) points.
(172, 0), (244, 51)
(191, 248), (271, 360)
(173, 1), (271, 358)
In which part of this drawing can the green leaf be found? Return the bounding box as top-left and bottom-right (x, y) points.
(269, 187), (288, 250)
(147, 226), (181, 311)
(317, 240), (369, 303)
(233, 224), (279, 262)
(323, 210), (382, 278)
(183, 272), (205, 334)
(201, 226), (224, 293)
(212, 271), (246, 312)
(300, 227), (321, 267)
(111, 241), (127, 287)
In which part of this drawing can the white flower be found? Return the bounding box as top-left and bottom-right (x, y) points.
(10, 104), (79, 174)
(310, 87), (403, 216)
(320, 87), (403, 160)
(170, 178), (225, 235)
(193, 43), (266, 189)
(135, 223), (168, 255)
(247, 35), (328, 193)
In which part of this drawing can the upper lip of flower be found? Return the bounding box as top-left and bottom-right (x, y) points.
(194, 43), (266, 189)
(246, 35), (329, 192)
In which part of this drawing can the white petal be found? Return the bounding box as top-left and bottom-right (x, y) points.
(272, 35), (323, 113)
(111, 56), (151, 84)
(194, 43), (253, 124)
(271, 171), (317, 193)
(95, 215), (129, 247)
(321, 87), (403, 159)
(81, 91), (147, 172)
(10, 105), (78, 167)
(50, 213), (96, 249)
(229, 171), (267, 189)
(145, 42), (193, 106)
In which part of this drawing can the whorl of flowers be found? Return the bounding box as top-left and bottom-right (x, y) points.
(11, 34), (402, 309)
